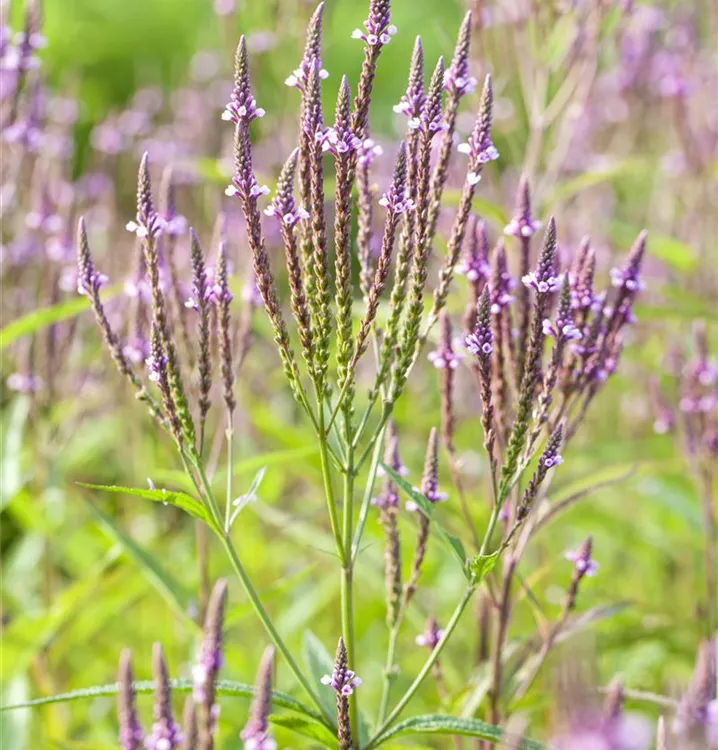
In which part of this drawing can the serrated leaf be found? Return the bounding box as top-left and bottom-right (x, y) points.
(83, 499), (192, 622)
(373, 714), (548, 749)
(468, 551), (500, 583)
(381, 463), (469, 576)
(0, 678), (330, 729)
(0, 286), (121, 350)
(78, 482), (212, 525)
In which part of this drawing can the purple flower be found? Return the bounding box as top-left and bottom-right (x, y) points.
(610, 265), (645, 292)
(145, 722), (182, 750)
(242, 271), (264, 308)
(407, 430), (447, 511)
(415, 617), (444, 649)
(352, 0), (396, 48)
(358, 138), (383, 167)
(321, 667), (362, 696)
(145, 351), (168, 384)
(7, 372), (42, 393)
(465, 311), (494, 357)
(457, 219), (490, 283)
(285, 62), (328, 90)
(318, 124), (362, 157)
(522, 271), (560, 295)
(379, 189), (416, 215)
(123, 337), (150, 365)
(504, 216), (542, 238)
(225, 176), (270, 202)
(565, 543), (599, 578)
(542, 317), (582, 342)
(428, 340), (464, 370)
(214, 0), (236, 15)
(77, 267), (108, 297)
(221, 94), (265, 124)
(457, 131), (499, 182)
(539, 447), (564, 469)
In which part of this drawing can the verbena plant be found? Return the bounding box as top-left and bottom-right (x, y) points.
(4, 1), (668, 748)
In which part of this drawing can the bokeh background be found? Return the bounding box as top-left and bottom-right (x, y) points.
(1, 0), (717, 747)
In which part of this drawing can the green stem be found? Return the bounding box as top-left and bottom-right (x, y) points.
(351, 424), (386, 563)
(342, 427), (359, 748)
(367, 581), (477, 748)
(318, 408), (345, 563)
(180, 451), (333, 728)
(225, 411), (234, 531)
(376, 618), (401, 727)
(219, 534), (334, 728)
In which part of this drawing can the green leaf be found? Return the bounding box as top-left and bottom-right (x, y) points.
(82, 499), (192, 622)
(468, 551), (500, 583)
(381, 463), (469, 577)
(0, 395), (31, 511)
(610, 222), (698, 272)
(270, 714), (339, 747)
(545, 160), (646, 207)
(0, 286), (120, 350)
(441, 192), (509, 227)
(303, 631), (336, 721)
(374, 714), (549, 749)
(0, 678), (330, 728)
(78, 482), (212, 525)
(544, 15), (576, 69)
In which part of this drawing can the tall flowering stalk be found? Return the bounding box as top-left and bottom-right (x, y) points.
(73, 4), (650, 750)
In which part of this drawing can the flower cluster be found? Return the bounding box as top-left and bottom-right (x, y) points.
(318, 124), (362, 157)
(415, 617), (444, 649)
(321, 663), (362, 696)
(352, 0), (396, 47)
(357, 137), (383, 167)
(565, 538), (599, 578)
(428, 339), (463, 370)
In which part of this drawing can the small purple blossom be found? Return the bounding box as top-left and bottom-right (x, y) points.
(457, 219), (490, 283)
(77, 267), (108, 297)
(565, 544), (599, 577)
(263, 174), (310, 227)
(352, 11), (397, 48)
(379, 189), (416, 214)
(415, 618), (444, 649)
(126, 215), (165, 240)
(522, 271), (560, 295)
(504, 215), (542, 239)
(7, 372), (43, 393)
(358, 138), (383, 167)
(221, 94), (265, 124)
(610, 264), (645, 292)
(225, 176), (270, 202)
(444, 67), (476, 98)
(146, 352), (168, 384)
(428, 341), (464, 370)
(242, 272), (264, 307)
(457, 130), (499, 184)
(321, 667), (362, 696)
(542, 318), (582, 342)
(285, 63), (328, 90)
(123, 337), (150, 365)
(318, 124), (362, 157)
(145, 722), (182, 750)
(465, 314), (494, 357)
(371, 487), (399, 510)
